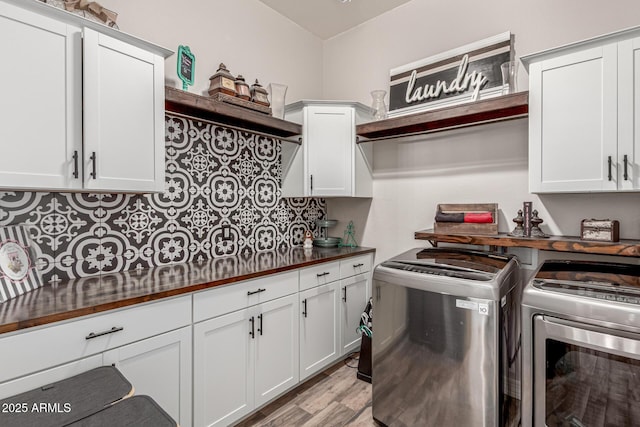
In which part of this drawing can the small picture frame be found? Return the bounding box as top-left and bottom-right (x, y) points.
(0, 225), (42, 303)
(177, 45), (195, 91)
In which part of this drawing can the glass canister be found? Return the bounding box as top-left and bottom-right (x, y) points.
(370, 90), (387, 120)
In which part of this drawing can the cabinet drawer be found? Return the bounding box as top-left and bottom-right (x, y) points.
(339, 254), (372, 279)
(193, 271), (298, 323)
(299, 261), (340, 291)
(0, 295), (191, 384)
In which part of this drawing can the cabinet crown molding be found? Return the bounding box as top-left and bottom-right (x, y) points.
(521, 24), (640, 71)
(1, 0), (172, 57)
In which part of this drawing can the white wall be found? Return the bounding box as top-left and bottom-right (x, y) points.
(99, 0), (323, 101)
(323, 0), (640, 264)
(90, 0), (640, 264)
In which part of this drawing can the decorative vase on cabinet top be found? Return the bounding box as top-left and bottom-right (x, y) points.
(370, 90), (387, 120)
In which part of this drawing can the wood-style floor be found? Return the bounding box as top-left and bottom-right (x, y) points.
(233, 354), (521, 427)
(234, 354), (376, 427)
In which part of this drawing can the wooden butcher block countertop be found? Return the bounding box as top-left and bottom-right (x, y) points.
(0, 246), (375, 335)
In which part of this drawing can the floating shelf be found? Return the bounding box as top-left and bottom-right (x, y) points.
(414, 229), (640, 258)
(357, 91), (529, 142)
(165, 86), (302, 141)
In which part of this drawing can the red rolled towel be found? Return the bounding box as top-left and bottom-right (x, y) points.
(464, 212), (493, 223)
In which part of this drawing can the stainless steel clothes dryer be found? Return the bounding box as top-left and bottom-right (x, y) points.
(522, 260), (640, 427)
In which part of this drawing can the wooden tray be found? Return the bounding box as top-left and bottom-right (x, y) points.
(434, 203), (498, 235)
(210, 92), (272, 115)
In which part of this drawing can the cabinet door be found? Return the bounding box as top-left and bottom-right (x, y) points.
(340, 274), (369, 355)
(103, 326), (192, 427)
(83, 28), (165, 192)
(0, 2), (82, 190)
(305, 106), (354, 196)
(193, 309), (254, 427)
(299, 282), (340, 380)
(254, 294), (299, 408)
(618, 37), (640, 190)
(529, 44), (618, 192)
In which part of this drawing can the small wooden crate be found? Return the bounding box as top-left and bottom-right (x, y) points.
(580, 219), (619, 242)
(434, 203), (498, 235)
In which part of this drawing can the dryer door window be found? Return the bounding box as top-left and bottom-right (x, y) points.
(533, 316), (640, 426)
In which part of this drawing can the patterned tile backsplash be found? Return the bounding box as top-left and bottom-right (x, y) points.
(0, 114), (326, 283)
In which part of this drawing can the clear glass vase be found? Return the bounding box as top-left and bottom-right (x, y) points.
(268, 83), (288, 119)
(370, 90), (387, 120)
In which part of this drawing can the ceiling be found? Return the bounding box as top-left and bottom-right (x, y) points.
(259, 0), (413, 40)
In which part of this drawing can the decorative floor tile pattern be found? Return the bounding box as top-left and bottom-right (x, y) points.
(0, 114), (325, 283)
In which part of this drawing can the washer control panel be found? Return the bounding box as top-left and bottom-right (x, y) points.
(534, 279), (640, 305)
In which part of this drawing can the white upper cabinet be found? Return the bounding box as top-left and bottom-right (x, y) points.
(617, 36), (640, 190)
(524, 26), (640, 193)
(283, 101), (373, 197)
(0, 0), (171, 193)
(83, 28), (165, 192)
(0, 1), (82, 190)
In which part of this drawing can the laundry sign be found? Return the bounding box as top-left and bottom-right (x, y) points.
(388, 32), (515, 118)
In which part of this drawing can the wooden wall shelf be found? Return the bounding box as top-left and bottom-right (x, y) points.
(165, 86), (302, 140)
(357, 91), (529, 142)
(414, 229), (640, 257)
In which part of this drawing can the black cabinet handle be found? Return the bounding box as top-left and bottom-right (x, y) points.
(247, 288), (266, 296)
(85, 326), (123, 340)
(72, 150), (79, 179)
(353, 263), (364, 268)
(608, 156), (612, 181)
(342, 286), (347, 302)
(302, 299), (307, 318)
(249, 316), (255, 339)
(316, 272), (330, 278)
(258, 314), (263, 336)
(624, 154), (629, 181)
(90, 152), (97, 179)
(310, 175), (313, 193)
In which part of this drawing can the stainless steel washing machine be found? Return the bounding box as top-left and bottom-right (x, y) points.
(522, 260), (640, 427)
(372, 247), (522, 427)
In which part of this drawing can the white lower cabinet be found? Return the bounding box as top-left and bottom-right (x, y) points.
(0, 328), (191, 426)
(193, 308), (253, 427)
(340, 273), (369, 355)
(0, 296), (191, 426)
(103, 326), (192, 427)
(193, 293), (299, 427)
(0, 355), (103, 399)
(254, 295), (299, 407)
(299, 282), (340, 381)
(0, 253), (374, 427)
